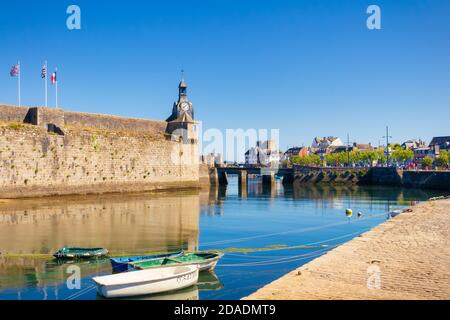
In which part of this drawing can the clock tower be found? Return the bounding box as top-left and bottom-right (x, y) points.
(166, 76), (194, 122)
(166, 74), (197, 144)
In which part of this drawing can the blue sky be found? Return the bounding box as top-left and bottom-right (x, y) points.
(1, 0), (449, 150)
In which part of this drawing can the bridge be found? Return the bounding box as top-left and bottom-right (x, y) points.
(215, 166), (294, 187)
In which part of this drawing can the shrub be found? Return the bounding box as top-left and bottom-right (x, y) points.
(422, 156), (433, 169)
(435, 154), (449, 168)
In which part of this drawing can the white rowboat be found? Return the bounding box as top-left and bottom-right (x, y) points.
(92, 265), (199, 298)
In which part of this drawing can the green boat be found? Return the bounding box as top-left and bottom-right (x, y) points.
(53, 247), (109, 259)
(130, 252), (223, 272)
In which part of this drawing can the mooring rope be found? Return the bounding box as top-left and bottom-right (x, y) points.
(217, 246), (333, 267)
(64, 284), (96, 300)
(220, 227), (371, 258)
(201, 211), (388, 247)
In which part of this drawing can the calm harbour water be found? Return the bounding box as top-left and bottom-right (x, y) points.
(0, 177), (448, 300)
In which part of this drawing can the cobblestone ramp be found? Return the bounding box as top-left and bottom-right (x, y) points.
(245, 198), (450, 300)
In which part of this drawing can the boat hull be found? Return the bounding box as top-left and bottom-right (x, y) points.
(94, 267), (199, 298)
(197, 257), (220, 271)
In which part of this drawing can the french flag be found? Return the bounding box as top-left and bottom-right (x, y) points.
(51, 71), (57, 84)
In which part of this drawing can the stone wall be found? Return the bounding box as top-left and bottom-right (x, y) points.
(293, 166), (368, 185)
(0, 123), (199, 198)
(0, 105), (168, 134)
(199, 163), (218, 185)
(403, 171), (450, 190)
(64, 111), (167, 134)
(293, 166), (450, 190)
(0, 105), (29, 123)
(359, 167), (403, 186)
(25, 107), (65, 129)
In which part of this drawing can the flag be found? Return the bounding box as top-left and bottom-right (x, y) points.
(10, 64), (20, 77)
(51, 71), (57, 84)
(41, 65), (47, 79)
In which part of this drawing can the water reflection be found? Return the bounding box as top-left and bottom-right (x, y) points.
(197, 271), (223, 291)
(0, 181), (449, 299)
(201, 178), (448, 217)
(0, 192), (201, 256)
(0, 191), (204, 295)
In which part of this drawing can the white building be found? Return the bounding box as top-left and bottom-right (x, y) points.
(311, 136), (343, 150)
(245, 140), (280, 166)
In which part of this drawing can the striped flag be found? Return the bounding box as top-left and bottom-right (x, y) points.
(41, 64), (47, 79)
(10, 64), (20, 77)
(51, 71), (57, 84)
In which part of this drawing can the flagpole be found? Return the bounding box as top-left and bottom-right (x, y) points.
(45, 61), (48, 107)
(18, 61), (21, 107)
(55, 68), (58, 109)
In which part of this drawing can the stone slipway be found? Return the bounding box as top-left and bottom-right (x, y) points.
(245, 198), (450, 300)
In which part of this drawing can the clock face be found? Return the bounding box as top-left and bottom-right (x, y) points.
(180, 102), (190, 111)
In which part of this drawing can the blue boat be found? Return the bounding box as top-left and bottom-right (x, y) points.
(110, 251), (183, 272)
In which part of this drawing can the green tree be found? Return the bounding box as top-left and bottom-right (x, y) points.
(435, 154), (449, 168)
(322, 149), (393, 167)
(392, 149), (414, 163)
(377, 150), (387, 164)
(390, 143), (402, 151)
(366, 150), (380, 166)
(440, 150), (450, 162)
(422, 156), (433, 169)
(324, 153), (338, 166)
(291, 154), (321, 166)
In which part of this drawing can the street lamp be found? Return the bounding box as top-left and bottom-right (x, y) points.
(382, 126), (392, 167)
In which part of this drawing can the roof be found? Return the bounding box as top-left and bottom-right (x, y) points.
(245, 147), (280, 156)
(285, 147), (305, 154)
(179, 80), (187, 88)
(331, 146), (349, 152)
(168, 112), (194, 123)
(429, 136), (450, 146)
(314, 136), (340, 144)
(354, 143), (373, 150)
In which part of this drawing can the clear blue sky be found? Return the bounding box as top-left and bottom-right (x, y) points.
(1, 0), (449, 150)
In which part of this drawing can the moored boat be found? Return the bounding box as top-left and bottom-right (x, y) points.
(130, 252), (223, 272)
(53, 247), (108, 259)
(110, 251), (183, 272)
(92, 265), (199, 298)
